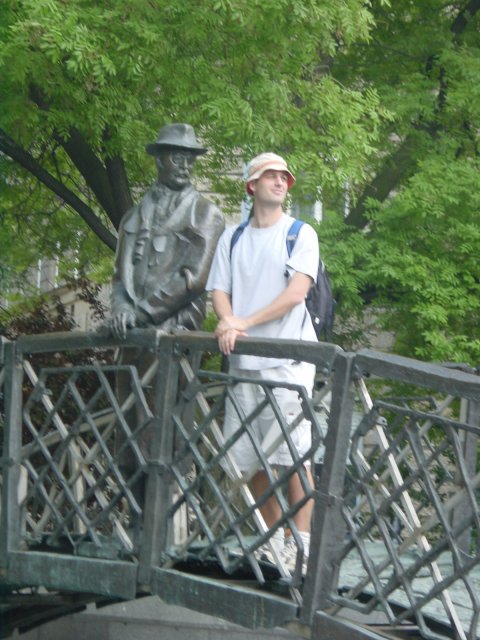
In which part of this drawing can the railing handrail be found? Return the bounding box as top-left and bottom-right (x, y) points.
(10, 330), (480, 395)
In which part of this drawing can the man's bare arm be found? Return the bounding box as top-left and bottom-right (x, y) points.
(212, 272), (312, 355)
(211, 289), (246, 355)
(216, 271), (312, 333)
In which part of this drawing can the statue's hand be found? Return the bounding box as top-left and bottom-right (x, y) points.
(109, 309), (136, 339)
(181, 267), (194, 291)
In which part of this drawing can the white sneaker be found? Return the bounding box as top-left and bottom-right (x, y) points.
(256, 543), (276, 564)
(281, 535), (309, 574)
(280, 536), (298, 572)
(255, 528), (285, 565)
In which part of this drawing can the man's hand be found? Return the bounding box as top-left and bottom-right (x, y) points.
(216, 327), (246, 355)
(109, 309), (136, 339)
(214, 314), (247, 355)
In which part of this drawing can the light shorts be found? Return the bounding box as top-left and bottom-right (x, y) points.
(223, 361), (316, 473)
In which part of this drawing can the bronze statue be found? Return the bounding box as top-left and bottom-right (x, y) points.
(108, 124), (224, 511)
(110, 123), (224, 337)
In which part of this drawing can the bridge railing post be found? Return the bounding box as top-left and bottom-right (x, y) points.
(0, 339), (24, 566)
(301, 350), (356, 624)
(452, 393), (479, 554)
(138, 335), (180, 585)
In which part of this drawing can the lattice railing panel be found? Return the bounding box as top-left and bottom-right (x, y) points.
(19, 362), (152, 556)
(329, 376), (480, 640)
(166, 362), (327, 588)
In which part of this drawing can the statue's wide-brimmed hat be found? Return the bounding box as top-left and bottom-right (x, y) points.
(146, 123), (207, 156)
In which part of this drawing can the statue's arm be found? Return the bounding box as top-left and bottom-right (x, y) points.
(111, 279), (135, 311)
(110, 282), (137, 339)
(181, 207), (225, 296)
(109, 218), (140, 337)
(110, 229), (135, 313)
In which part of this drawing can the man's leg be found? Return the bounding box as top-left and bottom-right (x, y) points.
(261, 362), (316, 569)
(259, 362), (316, 533)
(287, 465), (314, 533)
(251, 469), (281, 527)
(251, 469), (287, 558)
(250, 466), (314, 531)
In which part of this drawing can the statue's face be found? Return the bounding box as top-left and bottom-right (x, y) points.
(156, 149), (197, 190)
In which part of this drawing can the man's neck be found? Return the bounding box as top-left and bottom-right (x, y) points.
(250, 203), (283, 228)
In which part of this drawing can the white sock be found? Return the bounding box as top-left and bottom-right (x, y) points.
(298, 531), (311, 557)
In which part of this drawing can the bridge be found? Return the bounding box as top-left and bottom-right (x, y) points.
(1, 329), (479, 639)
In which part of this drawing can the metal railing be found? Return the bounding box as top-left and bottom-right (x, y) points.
(1, 331), (479, 639)
(303, 350), (480, 640)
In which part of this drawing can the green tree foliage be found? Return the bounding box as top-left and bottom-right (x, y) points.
(2, 0), (480, 364)
(0, 0), (383, 274)
(322, 0), (480, 363)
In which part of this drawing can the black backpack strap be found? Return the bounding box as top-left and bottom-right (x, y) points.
(229, 220), (249, 259)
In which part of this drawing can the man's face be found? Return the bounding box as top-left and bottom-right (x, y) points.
(249, 169), (289, 205)
(156, 149), (197, 190)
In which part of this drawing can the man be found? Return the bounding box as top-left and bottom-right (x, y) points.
(109, 123), (224, 506)
(206, 152), (319, 570)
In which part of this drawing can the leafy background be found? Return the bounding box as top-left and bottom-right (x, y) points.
(1, 0), (479, 363)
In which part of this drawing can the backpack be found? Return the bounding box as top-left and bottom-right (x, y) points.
(229, 218), (336, 341)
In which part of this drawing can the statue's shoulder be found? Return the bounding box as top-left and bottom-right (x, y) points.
(194, 192), (224, 225)
(120, 205), (140, 233)
(120, 190), (156, 233)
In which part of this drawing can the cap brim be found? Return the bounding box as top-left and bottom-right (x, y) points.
(245, 169), (295, 195)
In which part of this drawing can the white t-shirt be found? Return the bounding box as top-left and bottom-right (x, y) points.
(206, 213), (320, 369)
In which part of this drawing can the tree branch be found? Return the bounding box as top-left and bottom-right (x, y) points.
(28, 83), (126, 229)
(347, 2), (480, 229)
(55, 127), (121, 229)
(0, 128), (117, 252)
(346, 134), (421, 228)
(105, 155), (133, 227)
(451, 0), (480, 37)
